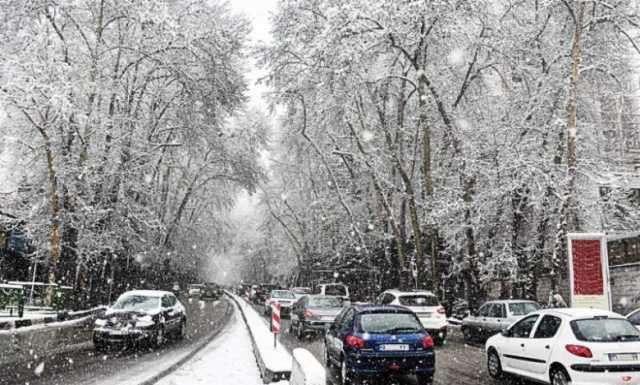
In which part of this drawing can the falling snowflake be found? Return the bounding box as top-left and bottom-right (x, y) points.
(361, 130), (374, 142)
(448, 47), (466, 66)
(34, 362), (44, 376)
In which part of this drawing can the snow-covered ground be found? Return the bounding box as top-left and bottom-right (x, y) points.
(157, 301), (284, 385)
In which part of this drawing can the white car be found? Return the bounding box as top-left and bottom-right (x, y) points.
(264, 289), (296, 317)
(316, 283), (350, 303)
(375, 289), (448, 344)
(486, 308), (640, 385)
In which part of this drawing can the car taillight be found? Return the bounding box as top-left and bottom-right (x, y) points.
(422, 335), (434, 349)
(304, 309), (314, 319)
(565, 344), (592, 358)
(437, 306), (446, 314)
(346, 335), (365, 349)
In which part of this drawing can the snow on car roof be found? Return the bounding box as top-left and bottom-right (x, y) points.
(119, 290), (173, 297)
(385, 289), (436, 296)
(538, 307), (623, 320)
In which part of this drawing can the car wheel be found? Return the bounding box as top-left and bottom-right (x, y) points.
(177, 319), (187, 340)
(94, 339), (106, 353)
(550, 366), (570, 385)
(154, 326), (165, 348)
(340, 358), (358, 385)
(487, 349), (503, 379)
(416, 374), (433, 385)
(462, 326), (473, 342)
(296, 322), (304, 340)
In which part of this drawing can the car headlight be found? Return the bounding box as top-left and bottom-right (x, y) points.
(135, 315), (154, 328)
(94, 319), (106, 327)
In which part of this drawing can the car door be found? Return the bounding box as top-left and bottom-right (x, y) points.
(326, 308), (348, 362)
(160, 295), (174, 330)
(525, 315), (563, 377)
(475, 303), (493, 339)
(488, 303), (508, 336)
(501, 314), (540, 374)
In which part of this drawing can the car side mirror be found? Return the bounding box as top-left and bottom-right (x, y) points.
(501, 328), (510, 337)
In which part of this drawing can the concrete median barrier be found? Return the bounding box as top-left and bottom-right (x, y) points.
(289, 348), (326, 385)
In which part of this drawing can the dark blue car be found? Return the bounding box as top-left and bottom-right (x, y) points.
(323, 304), (435, 385)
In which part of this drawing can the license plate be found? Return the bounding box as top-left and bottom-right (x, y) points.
(321, 316), (334, 321)
(419, 313), (432, 318)
(610, 353), (638, 361)
(107, 330), (128, 335)
(379, 344), (410, 351)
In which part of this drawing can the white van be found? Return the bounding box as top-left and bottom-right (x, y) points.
(316, 283), (349, 303)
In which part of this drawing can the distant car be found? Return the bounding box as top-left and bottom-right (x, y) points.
(264, 289), (296, 317)
(324, 304), (435, 385)
(290, 295), (343, 338)
(187, 284), (204, 298)
(93, 290), (187, 351)
(486, 308), (640, 385)
(462, 300), (541, 342)
(291, 286), (312, 299)
(316, 283), (350, 303)
(376, 290), (448, 345)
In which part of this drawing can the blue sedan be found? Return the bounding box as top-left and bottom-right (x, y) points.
(324, 304), (435, 385)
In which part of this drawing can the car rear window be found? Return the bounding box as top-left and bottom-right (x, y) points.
(398, 295), (438, 306)
(358, 312), (423, 334)
(508, 302), (540, 316)
(272, 290), (295, 299)
(571, 317), (640, 342)
(309, 296), (341, 308)
(324, 285), (347, 296)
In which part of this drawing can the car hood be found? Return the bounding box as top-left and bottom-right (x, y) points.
(103, 308), (158, 319)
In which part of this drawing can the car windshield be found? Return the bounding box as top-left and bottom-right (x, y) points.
(271, 290), (295, 299)
(508, 302), (541, 316)
(358, 312), (423, 334)
(571, 318), (640, 342)
(112, 295), (160, 312)
(398, 295), (439, 307)
(308, 296), (342, 308)
(324, 285), (347, 296)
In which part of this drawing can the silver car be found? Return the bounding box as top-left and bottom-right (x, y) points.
(461, 299), (540, 342)
(289, 295), (343, 338)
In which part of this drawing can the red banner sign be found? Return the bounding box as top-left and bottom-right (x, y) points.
(568, 233), (611, 310)
(271, 303), (281, 333)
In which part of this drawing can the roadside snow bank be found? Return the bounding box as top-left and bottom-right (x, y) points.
(226, 291), (292, 383)
(289, 348), (326, 385)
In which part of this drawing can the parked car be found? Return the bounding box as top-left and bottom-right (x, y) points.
(187, 284), (204, 298)
(486, 308), (640, 385)
(93, 290), (187, 351)
(316, 283), (350, 303)
(291, 286), (312, 299)
(264, 289), (296, 317)
(324, 304), (435, 385)
(289, 295), (343, 338)
(626, 307), (640, 331)
(376, 290), (448, 345)
(462, 300), (540, 342)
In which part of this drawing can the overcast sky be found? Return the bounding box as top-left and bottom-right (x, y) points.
(227, 0), (278, 220)
(229, 0), (277, 109)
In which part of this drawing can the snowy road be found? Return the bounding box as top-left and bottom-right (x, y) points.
(0, 298), (232, 385)
(251, 303), (533, 385)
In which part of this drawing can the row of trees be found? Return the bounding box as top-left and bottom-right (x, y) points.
(0, 0), (265, 304)
(254, 0), (640, 305)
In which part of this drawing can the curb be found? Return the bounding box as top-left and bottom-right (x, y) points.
(136, 298), (234, 385)
(225, 291), (291, 384)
